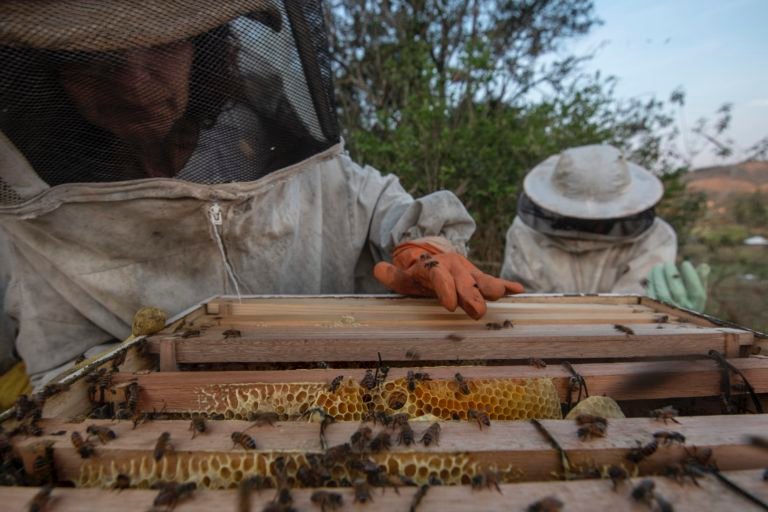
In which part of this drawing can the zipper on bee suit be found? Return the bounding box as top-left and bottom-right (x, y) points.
(208, 202), (242, 301)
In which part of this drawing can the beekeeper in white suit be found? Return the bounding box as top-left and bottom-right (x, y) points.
(0, 0), (523, 387)
(501, 145), (708, 310)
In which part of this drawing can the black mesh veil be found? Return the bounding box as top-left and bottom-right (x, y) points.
(0, 0), (339, 203)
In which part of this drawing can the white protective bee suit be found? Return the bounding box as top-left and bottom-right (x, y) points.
(0, 0), (477, 381)
(501, 145), (677, 294)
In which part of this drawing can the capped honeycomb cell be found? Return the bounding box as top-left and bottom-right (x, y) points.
(565, 396), (625, 420)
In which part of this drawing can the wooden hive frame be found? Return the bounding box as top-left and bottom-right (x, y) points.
(2, 294), (768, 511)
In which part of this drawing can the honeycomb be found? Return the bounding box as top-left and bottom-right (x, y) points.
(191, 376), (562, 422)
(565, 396), (625, 420)
(75, 450), (523, 490)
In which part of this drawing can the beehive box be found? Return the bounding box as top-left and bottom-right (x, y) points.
(2, 294), (767, 511)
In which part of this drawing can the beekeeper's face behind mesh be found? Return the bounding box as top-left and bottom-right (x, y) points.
(0, 0), (338, 195)
(58, 41), (195, 144)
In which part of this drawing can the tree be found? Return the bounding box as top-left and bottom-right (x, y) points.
(326, 1), (698, 267)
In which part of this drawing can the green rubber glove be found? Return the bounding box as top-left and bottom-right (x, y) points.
(646, 261), (710, 312)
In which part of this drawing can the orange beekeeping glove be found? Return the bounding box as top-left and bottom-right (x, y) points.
(373, 237), (524, 319)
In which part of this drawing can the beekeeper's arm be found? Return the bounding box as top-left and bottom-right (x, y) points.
(343, 155), (523, 319)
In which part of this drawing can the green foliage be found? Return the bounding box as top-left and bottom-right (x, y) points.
(655, 169), (706, 245)
(328, 0), (705, 269)
(732, 192), (768, 228)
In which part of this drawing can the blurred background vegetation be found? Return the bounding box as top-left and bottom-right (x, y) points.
(325, 0), (767, 331)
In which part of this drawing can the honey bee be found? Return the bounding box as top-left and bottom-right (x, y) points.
(360, 369), (377, 391)
(630, 479), (656, 507)
(528, 358), (547, 369)
(237, 475), (265, 512)
(297, 466), (327, 487)
(653, 314), (669, 323)
(577, 422), (607, 441)
(376, 366), (390, 388)
(311, 490), (344, 511)
(350, 426), (373, 451)
(222, 328), (242, 339)
(405, 349), (420, 360)
(398, 423), (415, 446)
(275, 488), (293, 509)
(368, 431), (392, 453)
(574, 414), (606, 426)
(655, 495), (675, 512)
(526, 495), (564, 512)
(387, 391), (408, 410)
(327, 375), (344, 393)
(70, 431), (94, 458)
(468, 408), (491, 429)
(124, 382), (140, 413)
(446, 333), (465, 342)
(485, 322), (503, 330)
(153, 482), (196, 509)
(390, 413), (410, 430)
(420, 422), (441, 447)
(322, 443), (352, 466)
(613, 324), (635, 335)
(423, 259), (439, 270)
(15, 394), (40, 421)
(683, 446), (715, 469)
(502, 319), (514, 328)
(86, 425), (117, 444)
(111, 350), (127, 370)
(189, 416), (206, 439)
(410, 484), (430, 511)
(406, 370), (432, 392)
(247, 411), (279, 427)
(39, 382), (71, 399)
(74, 353), (87, 365)
(231, 431), (257, 450)
(471, 468), (502, 493)
(12, 421), (43, 438)
(180, 329), (201, 338)
(31, 441), (56, 485)
(626, 440), (658, 464)
(153, 432), (173, 461)
(112, 473), (131, 491)
(653, 431), (686, 445)
(353, 478), (373, 503)
(454, 372), (470, 394)
(651, 405), (681, 424)
(664, 463), (704, 486)
(27, 484), (55, 512)
(606, 465), (629, 491)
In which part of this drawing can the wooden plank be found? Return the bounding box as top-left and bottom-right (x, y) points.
(107, 358), (768, 413)
(145, 325), (736, 363)
(640, 297), (716, 327)
(2, 470), (766, 512)
(206, 295), (643, 315)
(199, 312), (677, 328)
(159, 338), (179, 372)
(13, 416), (768, 486)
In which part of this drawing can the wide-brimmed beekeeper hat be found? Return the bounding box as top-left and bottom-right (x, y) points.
(0, 0), (281, 52)
(523, 145), (664, 220)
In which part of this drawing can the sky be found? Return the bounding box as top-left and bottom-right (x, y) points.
(567, 0), (768, 168)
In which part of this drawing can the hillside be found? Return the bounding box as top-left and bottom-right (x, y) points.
(678, 160), (767, 333)
(683, 160), (768, 201)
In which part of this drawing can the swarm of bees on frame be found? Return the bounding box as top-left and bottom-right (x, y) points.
(4, 305), (755, 512)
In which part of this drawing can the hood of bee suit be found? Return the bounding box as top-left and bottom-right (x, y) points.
(0, 0), (339, 202)
(523, 145), (664, 220)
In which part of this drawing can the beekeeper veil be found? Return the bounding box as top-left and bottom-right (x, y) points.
(0, 0), (339, 201)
